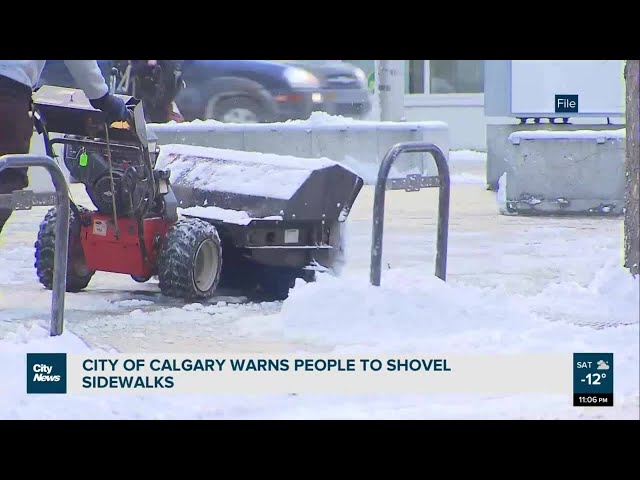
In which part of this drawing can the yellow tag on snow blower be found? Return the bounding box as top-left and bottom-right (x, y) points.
(79, 151), (88, 167)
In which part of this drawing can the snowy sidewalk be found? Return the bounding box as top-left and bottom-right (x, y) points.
(1, 151), (638, 419)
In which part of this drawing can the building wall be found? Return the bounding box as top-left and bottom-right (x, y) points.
(348, 60), (488, 151)
(346, 60), (626, 152)
(403, 103), (486, 151)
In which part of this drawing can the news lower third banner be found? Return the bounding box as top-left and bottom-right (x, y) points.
(23, 353), (614, 404)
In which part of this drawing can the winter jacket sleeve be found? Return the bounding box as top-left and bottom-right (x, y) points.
(63, 60), (109, 100)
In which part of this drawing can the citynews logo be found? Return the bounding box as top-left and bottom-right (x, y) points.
(26, 353), (67, 394)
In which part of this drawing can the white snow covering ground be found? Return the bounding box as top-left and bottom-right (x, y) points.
(1, 150), (638, 419)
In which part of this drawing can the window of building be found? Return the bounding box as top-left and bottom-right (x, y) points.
(405, 60), (425, 94)
(341, 60), (485, 104)
(429, 60), (484, 94)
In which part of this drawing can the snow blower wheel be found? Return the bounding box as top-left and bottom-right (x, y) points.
(34, 205), (95, 293)
(156, 218), (222, 300)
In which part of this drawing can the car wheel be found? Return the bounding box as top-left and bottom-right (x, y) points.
(205, 96), (265, 124)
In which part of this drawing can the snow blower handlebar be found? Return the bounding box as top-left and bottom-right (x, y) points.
(0, 154), (70, 337)
(31, 85), (146, 147)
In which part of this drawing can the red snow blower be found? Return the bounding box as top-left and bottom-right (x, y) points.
(29, 84), (363, 301)
(31, 85), (189, 292)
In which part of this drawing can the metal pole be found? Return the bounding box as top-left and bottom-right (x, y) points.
(0, 154), (70, 336)
(623, 60), (639, 275)
(370, 142), (450, 286)
(375, 60), (406, 121)
(370, 145), (400, 287)
(434, 153), (451, 281)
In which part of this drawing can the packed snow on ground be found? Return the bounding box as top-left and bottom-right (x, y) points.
(1, 255), (637, 420)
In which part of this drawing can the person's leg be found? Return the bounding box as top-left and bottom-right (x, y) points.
(0, 91), (34, 235)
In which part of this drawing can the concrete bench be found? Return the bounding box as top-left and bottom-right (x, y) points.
(497, 129), (626, 216)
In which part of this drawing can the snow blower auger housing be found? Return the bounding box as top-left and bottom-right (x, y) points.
(153, 144), (364, 300)
(31, 85), (364, 301)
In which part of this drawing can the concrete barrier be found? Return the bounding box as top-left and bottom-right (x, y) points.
(147, 113), (450, 184)
(486, 123), (624, 190)
(497, 129), (626, 216)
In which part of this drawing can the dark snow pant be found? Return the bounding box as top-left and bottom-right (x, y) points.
(0, 76), (34, 236)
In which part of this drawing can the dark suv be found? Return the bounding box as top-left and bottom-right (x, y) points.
(37, 60), (372, 124)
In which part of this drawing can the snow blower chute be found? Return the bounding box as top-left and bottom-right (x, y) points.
(31, 85), (363, 301)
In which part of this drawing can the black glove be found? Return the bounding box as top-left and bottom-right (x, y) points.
(90, 93), (128, 124)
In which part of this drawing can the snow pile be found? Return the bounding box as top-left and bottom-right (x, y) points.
(276, 263), (639, 354)
(509, 129), (626, 141)
(2, 257), (637, 419)
(278, 111), (448, 131)
(155, 144), (351, 200)
(282, 111), (363, 126)
(527, 256), (640, 328)
(270, 260), (638, 417)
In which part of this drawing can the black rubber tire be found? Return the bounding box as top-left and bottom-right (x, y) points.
(131, 275), (152, 283)
(201, 76), (278, 123)
(156, 218), (222, 300)
(34, 205), (95, 293)
(212, 96), (266, 123)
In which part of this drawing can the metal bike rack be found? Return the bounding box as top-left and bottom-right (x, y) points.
(0, 154), (70, 336)
(370, 142), (451, 286)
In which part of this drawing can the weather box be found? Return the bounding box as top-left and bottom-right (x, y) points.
(573, 353), (614, 407)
